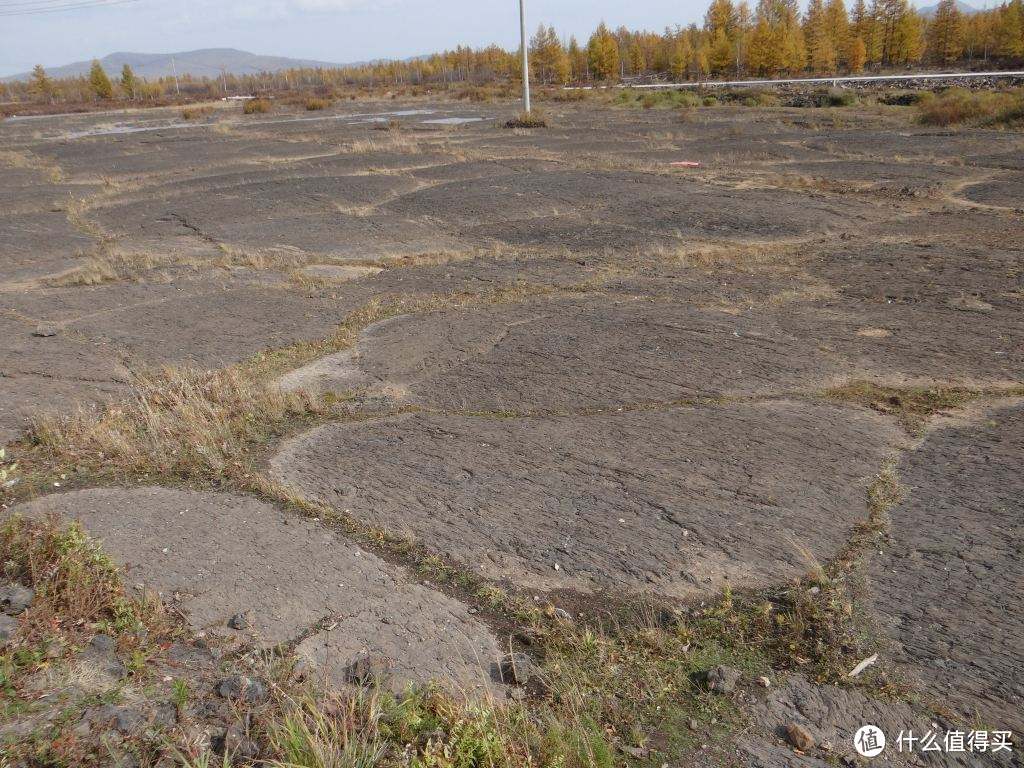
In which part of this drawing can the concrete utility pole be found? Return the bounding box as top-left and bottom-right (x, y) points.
(171, 57), (180, 96)
(519, 0), (531, 113)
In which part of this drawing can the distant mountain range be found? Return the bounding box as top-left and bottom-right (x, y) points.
(4, 48), (353, 82)
(917, 0), (978, 15)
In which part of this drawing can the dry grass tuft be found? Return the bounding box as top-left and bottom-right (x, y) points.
(304, 97), (331, 111)
(372, 118), (402, 132)
(243, 98), (272, 115)
(29, 367), (325, 482)
(181, 106), (213, 121)
(45, 251), (155, 287)
(825, 380), (1024, 434)
(342, 134), (422, 154)
(505, 111), (548, 129)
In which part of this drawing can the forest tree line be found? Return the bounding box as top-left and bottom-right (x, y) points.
(3, 0), (1023, 105)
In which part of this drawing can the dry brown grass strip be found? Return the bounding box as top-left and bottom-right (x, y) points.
(29, 367), (325, 481)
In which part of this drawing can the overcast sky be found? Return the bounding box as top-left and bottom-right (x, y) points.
(0, 0), (715, 77)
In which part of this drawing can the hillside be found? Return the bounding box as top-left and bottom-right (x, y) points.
(5, 48), (347, 82)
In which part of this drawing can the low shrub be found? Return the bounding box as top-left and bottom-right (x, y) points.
(304, 97), (330, 111)
(719, 88), (779, 107)
(180, 106), (212, 121)
(243, 97), (271, 115)
(548, 88), (589, 102)
(916, 88), (1024, 127)
(505, 110), (548, 128)
(878, 91), (927, 107)
(787, 88), (857, 108)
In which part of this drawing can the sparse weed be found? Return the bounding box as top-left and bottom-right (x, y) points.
(172, 678), (190, 708)
(825, 381), (1024, 434)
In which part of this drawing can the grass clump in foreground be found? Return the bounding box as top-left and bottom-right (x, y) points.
(0, 515), (167, 647)
(27, 366), (326, 485)
(916, 88), (1024, 127)
(0, 516), (175, 765)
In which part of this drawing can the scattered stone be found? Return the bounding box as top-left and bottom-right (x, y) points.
(90, 634), (116, 653)
(498, 652), (535, 686)
(227, 611), (253, 630)
(31, 325), (58, 338)
(153, 703), (178, 728)
(342, 654), (393, 685)
(947, 295), (994, 313)
(87, 705), (147, 735)
(688, 719), (699, 731)
(622, 745), (649, 758)
(758, 676), (772, 688)
(0, 614), (17, 643)
(704, 665), (742, 694)
(784, 722), (815, 752)
(552, 607), (573, 623)
(217, 675), (268, 704)
(0, 583), (34, 615)
(212, 724), (259, 759)
(72, 719), (92, 738)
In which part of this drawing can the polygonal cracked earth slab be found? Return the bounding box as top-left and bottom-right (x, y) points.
(271, 401), (904, 597)
(349, 299), (850, 411)
(345, 296), (1022, 413)
(11, 488), (501, 694)
(960, 173), (1024, 209)
(869, 403), (1024, 734)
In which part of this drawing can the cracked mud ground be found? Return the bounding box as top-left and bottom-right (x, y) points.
(1, 98), (1022, 765)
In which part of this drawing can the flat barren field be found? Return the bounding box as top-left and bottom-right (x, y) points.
(1, 96), (1022, 767)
